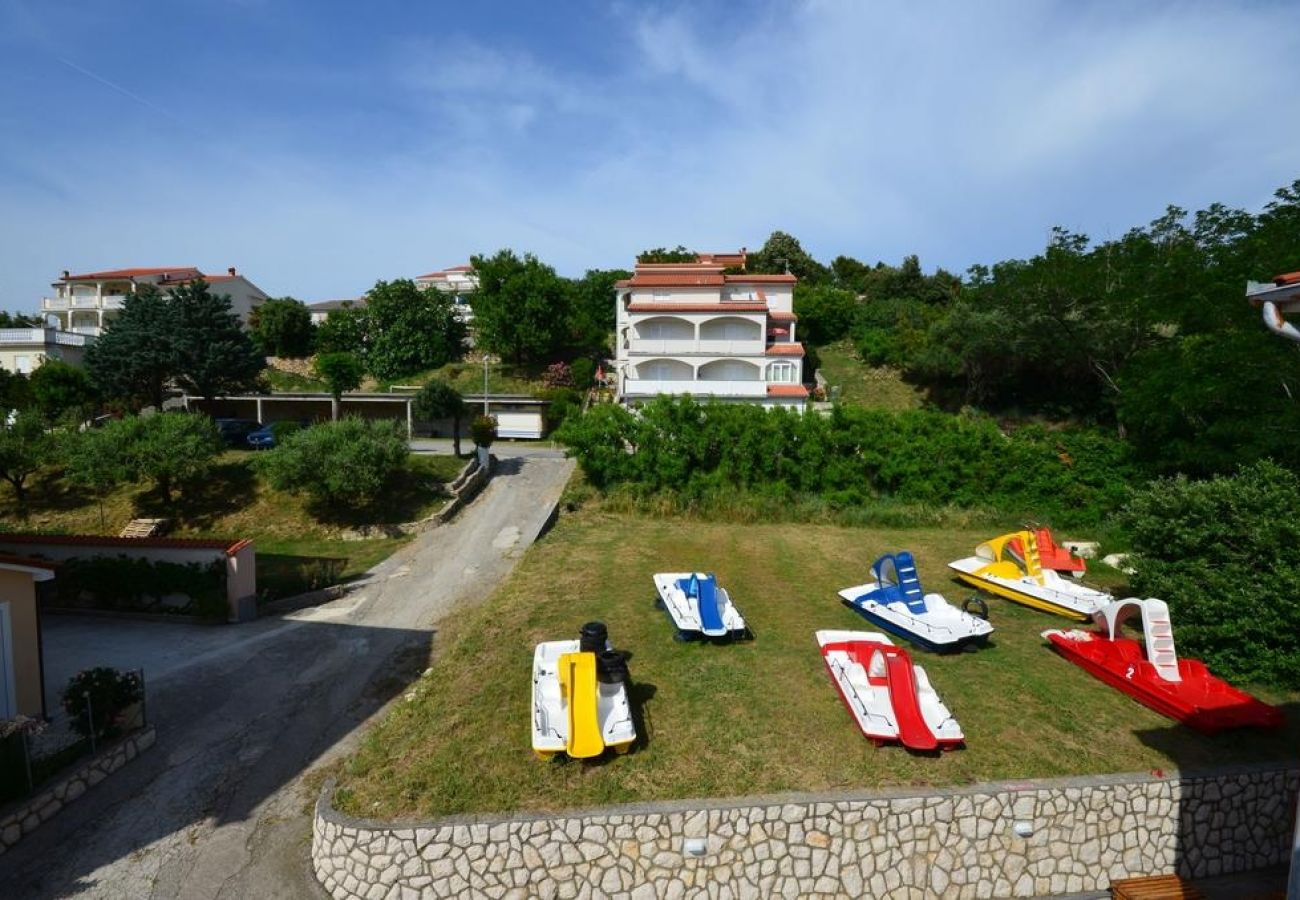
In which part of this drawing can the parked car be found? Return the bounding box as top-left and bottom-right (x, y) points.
(215, 418), (259, 447)
(246, 420), (309, 450)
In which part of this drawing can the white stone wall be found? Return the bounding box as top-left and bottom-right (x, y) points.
(312, 764), (1297, 898)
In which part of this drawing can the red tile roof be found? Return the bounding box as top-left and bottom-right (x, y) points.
(696, 251), (747, 267)
(628, 303), (768, 313)
(767, 384), (809, 398)
(418, 264), (474, 279)
(202, 274), (237, 283)
(0, 534), (252, 557)
(63, 267), (199, 281)
(0, 553), (58, 572)
(765, 343), (805, 356)
(629, 273), (726, 288)
(768, 310), (798, 322)
(725, 274), (796, 284)
(1276, 272), (1300, 286)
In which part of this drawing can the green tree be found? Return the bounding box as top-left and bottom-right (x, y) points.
(85, 285), (179, 410)
(469, 251), (572, 364)
(413, 380), (467, 456)
(0, 311), (42, 327)
(29, 360), (97, 425)
(0, 411), (53, 511)
(0, 368), (32, 413)
(250, 297), (314, 358)
(636, 246), (696, 263)
(470, 414), (498, 448)
(314, 304), (369, 358)
(569, 268), (630, 353)
(112, 412), (222, 505)
(748, 231), (828, 283)
(364, 279), (466, 381)
(314, 352), (364, 421)
(258, 418), (408, 508)
(63, 424), (130, 528)
(793, 284), (858, 345)
(170, 281), (265, 399)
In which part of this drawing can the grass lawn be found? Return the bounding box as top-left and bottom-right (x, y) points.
(1, 452), (466, 601)
(336, 507), (1300, 820)
(814, 340), (924, 410)
(379, 360), (546, 395)
(264, 368), (329, 393)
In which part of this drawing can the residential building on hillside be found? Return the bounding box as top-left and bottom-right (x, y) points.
(613, 252), (808, 410)
(42, 266), (268, 337)
(307, 297), (365, 326)
(0, 328), (88, 374)
(415, 264), (477, 322)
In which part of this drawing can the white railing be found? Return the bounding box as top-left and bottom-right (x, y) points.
(623, 379), (767, 398)
(0, 328), (88, 346)
(41, 294), (126, 311)
(629, 339), (766, 355)
(68, 326), (102, 337)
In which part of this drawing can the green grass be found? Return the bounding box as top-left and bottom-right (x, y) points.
(815, 340), (924, 410)
(335, 509), (1300, 819)
(380, 360), (545, 395)
(264, 368), (328, 392)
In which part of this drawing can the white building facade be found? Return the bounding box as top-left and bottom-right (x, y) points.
(0, 328), (88, 374)
(42, 266), (268, 337)
(614, 254), (807, 410)
(415, 265), (477, 323)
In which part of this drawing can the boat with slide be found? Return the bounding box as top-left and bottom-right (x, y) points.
(652, 572), (748, 639)
(1012, 526), (1086, 579)
(816, 630), (964, 750)
(948, 531), (1110, 621)
(1043, 598), (1283, 734)
(532, 622), (636, 759)
(838, 551), (993, 652)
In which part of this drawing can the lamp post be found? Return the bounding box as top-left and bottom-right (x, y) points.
(482, 353), (490, 415)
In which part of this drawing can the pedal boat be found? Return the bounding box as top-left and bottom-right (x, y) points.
(652, 572), (747, 639)
(531, 638), (636, 759)
(838, 551), (993, 653)
(948, 531), (1110, 621)
(1043, 598), (1283, 735)
(1011, 526), (1086, 579)
(816, 630), (963, 750)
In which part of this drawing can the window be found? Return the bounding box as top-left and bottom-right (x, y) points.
(14, 356), (30, 374)
(767, 361), (796, 384)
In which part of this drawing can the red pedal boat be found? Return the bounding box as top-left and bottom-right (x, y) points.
(1043, 598), (1282, 735)
(1011, 527), (1086, 578)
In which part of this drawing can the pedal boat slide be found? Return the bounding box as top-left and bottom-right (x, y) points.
(652, 572), (748, 639)
(532, 624), (636, 759)
(948, 530), (1110, 621)
(816, 630), (964, 750)
(1012, 526), (1086, 579)
(1043, 598), (1283, 735)
(838, 551), (993, 653)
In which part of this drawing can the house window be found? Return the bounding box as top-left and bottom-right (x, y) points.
(14, 356), (30, 374)
(767, 361), (796, 384)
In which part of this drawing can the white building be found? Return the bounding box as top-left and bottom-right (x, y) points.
(42, 266), (269, 336)
(614, 252), (808, 410)
(307, 297), (365, 326)
(415, 264), (477, 322)
(0, 328), (88, 374)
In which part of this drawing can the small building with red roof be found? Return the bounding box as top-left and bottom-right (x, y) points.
(414, 264), (478, 324)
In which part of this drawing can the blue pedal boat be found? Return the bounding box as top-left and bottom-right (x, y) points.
(652, 572), (748, 639)
(838, 552), (993, 652)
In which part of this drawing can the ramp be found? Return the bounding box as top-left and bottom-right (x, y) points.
(892, 552), (928, 614)
(883, 652), (937, 750)
(558, 652), (604, 758)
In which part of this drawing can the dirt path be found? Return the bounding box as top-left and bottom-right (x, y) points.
(3, 456), (574, 899)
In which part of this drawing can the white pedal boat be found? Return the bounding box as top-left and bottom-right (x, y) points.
(948, 530), (1111, 621)
(816, 630), (963, 750)
(838, 551), (993, 652)
(531, 638), (635, 760)
(652, 572), (747, 639)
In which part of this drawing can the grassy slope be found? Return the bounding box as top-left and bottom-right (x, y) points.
(336, 508), (1299, 819)
(1, 452), (465, 600)
(814, 340), (924, 411)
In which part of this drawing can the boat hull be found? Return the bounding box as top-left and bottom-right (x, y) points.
(951, 569), (1093, 621)
(845, 601), (989, 653)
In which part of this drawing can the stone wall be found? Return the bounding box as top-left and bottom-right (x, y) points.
(312, 763), (1298, 899)
(0, 725), (156, 856)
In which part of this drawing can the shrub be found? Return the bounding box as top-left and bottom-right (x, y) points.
(570, 358), (596, 390)
(257, 418), (409, 507)
(62, 668), (143, 739)
(1119, 460), (1300, 687)
(96, 412), (221, 504)
(539, 388), (582, 431)
(471, 414), (498, 448)
(541, 361), (573, 388)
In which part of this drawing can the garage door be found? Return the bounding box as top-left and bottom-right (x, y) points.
(495, 412), (543, 439)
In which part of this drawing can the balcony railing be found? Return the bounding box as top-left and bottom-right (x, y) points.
(623, 379), (768, 398)
(629, 338), (766, 355)
(42, 294), (126, 311)
(0, 328), (88, 346)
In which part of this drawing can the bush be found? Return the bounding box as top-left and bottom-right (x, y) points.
(570, 358), (596, 390)
(1119, 461), (1300, 687)
(62, 668), (143, 739)
(541, 361), (573, 388)
(471, 414), (498, 448)
(257, 418), (409, 507)
(54, 556), (227, 619)
(539, 387), (582, 431)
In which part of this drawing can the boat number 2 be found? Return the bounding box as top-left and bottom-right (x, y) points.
(1124, 664), (1136, 680)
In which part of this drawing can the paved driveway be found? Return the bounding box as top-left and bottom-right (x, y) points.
(7, 455), (575, 899)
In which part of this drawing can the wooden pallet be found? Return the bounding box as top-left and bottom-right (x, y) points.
(119, 518), (170, 539)
(1111, 874), (1207, 900)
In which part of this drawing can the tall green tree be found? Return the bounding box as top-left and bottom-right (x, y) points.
(748, 231), (828, 283)
(110, 412), (222, 505)
(636, 246), (696, 263)
(0, 311), (42, 327)
(413, 380), (467, 456)
(364, 279), (466, 381)
(315, 352), (364, 421)
(30, 360), (97, 425)
(314, 305), (369, 359)
(0, 368), (31, 413)
(793, 284), (858, 345)
(63, 425), (130, 528)
(85, 285), (179, 410)
(170, 281), (265, 399)
(250, 297), (314, 358)
(0, 411), (53, 511)
(569, 269), (630, 353)
(470, 251), (572, 364)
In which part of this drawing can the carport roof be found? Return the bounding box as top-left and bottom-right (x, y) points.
(0, 534), (252, 557)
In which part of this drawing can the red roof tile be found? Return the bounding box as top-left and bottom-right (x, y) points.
(63, 267), (199, 281)
(768, 310), (798, 321)
(629, 273), (726, 287)
(628, 303), (768, 313)
(765, 343), (805, 356)
(767, 384), (809, 398)
(0, 533), (252, 557)
(1275, 272), (1300, 286)
(725, 274), (796, 284)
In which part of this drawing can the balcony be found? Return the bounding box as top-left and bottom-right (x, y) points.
(41, 294), (126, 311)
(0, 328), (88, 346)
(628, 338), (766, 356)
(622, 379), (768, 398)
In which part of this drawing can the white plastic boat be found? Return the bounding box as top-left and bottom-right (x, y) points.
(531, 638), (635, 759)
(652, 572), (748, 638)
(948, 531), (1111, 621)
(816, 630), (963, 750)
(838, 551), (993, 652)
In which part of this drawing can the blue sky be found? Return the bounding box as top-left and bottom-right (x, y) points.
(1, 0), (1298, 308)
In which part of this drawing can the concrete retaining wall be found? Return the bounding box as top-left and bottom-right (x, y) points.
(312, 763), (1298, 898)
(0, 725), (155, 857)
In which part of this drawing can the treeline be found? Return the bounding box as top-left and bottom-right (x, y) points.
(765, 179), (1300, 476)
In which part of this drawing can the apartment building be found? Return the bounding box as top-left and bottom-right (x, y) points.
(614, 252), (807, 410)
(42, 266), (268, 337)
(415, 264), (477, 322)
(0, 328), (87, 374)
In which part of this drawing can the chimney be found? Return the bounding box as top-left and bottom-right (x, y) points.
(227, 266), (237, 277)
(61, 270), (70, 279)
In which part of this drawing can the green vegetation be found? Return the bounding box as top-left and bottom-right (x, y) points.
(812, 341), (922, 410)
(257, 418), (411, 508)
(314, 352), (364, 420)
(264, 367), (328, 393)
(336, 508), (1299, 818)
(413, 381), (467, 455)
(54, 557), (226, 618)
(250, 297), (314, 358)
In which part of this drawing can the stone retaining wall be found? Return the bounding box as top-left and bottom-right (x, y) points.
(0, 725), (156, 856)
(312, 763), (1297, 899)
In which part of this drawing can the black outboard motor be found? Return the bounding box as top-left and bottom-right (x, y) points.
(597, 649), (629, 685)
(579, 621), (608, 655)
